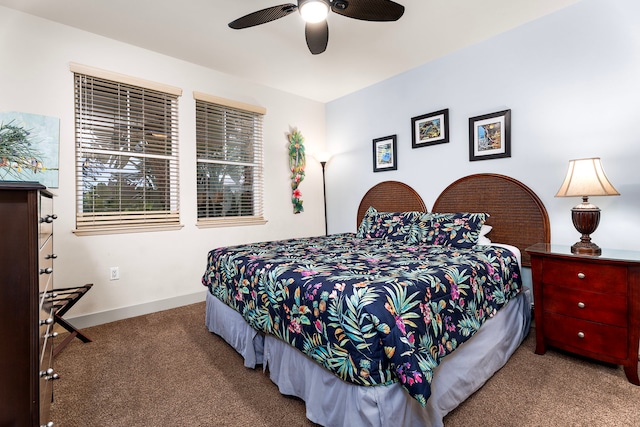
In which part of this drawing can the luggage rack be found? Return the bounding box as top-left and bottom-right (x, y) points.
(50, 284), (93, 357)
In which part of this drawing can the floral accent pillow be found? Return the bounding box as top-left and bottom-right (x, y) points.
(356, 206), (424, 241)
(413, 212), (489, 248)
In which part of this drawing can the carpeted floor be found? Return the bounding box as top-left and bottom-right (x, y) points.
(51, 302), (640, 426)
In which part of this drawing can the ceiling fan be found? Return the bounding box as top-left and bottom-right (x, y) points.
(228, 0), (405, 55)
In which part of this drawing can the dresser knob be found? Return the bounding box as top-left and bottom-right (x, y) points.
(40, 267), (53, 275)
(45, 253), (58, 260)
(577, 331), (585, 339)
(46, 373), (60, 381)
(577, 272), (586, 279)
(40, 422), (54, 427)
(40, 368), (54, 377)
(45, 331), (58, 339)
(577, 302), (585, 309)
(40, 214), (56, 223)
(40, 317), (54, 326)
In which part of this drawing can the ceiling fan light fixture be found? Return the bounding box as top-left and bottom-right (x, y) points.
(299, 0), (329, 23)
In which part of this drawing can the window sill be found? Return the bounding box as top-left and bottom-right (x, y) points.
(73, 224), (184, 236)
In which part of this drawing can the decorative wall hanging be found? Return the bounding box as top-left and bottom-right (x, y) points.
(288, 127), (306, 213)
(468, 109), (511, 161)
(411, 108), (449, 148)
(372, 135), (397, 172)
(0, 111), (60, 187)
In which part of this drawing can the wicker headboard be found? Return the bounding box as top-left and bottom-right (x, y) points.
(356, 181), (427, 227)
(356, 175), (550, 267)
(432, 174), (550, 267)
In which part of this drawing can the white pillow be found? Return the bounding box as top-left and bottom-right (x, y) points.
(478, 224), (492, 245)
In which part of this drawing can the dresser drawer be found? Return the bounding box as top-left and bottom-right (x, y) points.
(543, 285), (627, 327)
(39, 330), (54, 425)
(39, 373), (53, 425)
(39, 295), (55, 359)
(39, 236), (54, 295)
(39, 192), (54, 248)
(542, 312), (628, 360)
(542, 258), (627, 294)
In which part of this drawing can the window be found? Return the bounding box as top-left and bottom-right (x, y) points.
(195, 92), (266, 227)
(71, 63), (182, 234)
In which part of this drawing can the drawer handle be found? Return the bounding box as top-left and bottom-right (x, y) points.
(40, 422), (54, 427)
(40, 267), (53, 275)
(577, 272), (586, 279)
(45, 253), (58, 260)
(43, 292), (58, 299)
(45, 331), (58, 339)
(577, 331), (585, 339)
(577, 302), (585, 309)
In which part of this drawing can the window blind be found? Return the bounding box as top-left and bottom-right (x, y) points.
(195, 95), (265, 226)
(73, 69), (181, 234)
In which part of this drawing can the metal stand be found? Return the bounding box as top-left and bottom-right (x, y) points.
(51, 284), (93, 357)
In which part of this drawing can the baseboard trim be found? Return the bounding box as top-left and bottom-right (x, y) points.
(62, 291), (207, 329)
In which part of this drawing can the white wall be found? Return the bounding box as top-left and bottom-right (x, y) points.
(325, 0), (640, 254)
(0, 7), (327, 325)
(3, 0), (639, 325)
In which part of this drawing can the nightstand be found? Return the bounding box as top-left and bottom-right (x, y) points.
(526, 243), (640, 385)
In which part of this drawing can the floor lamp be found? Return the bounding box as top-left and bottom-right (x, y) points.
(315, 152), (331, 236)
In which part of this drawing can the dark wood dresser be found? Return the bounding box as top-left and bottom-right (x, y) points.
(527, 243), (640, 385)
(0, 182), (58, 426)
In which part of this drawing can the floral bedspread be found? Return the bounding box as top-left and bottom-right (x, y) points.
(201, 233), (522, 405)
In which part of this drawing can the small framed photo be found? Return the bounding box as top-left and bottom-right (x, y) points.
(372, 135), (397, 172)
(468, 109), (511, 161)
(411, 108), (449, 148)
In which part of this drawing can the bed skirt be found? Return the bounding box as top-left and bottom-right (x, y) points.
(205, 292), (264, 368)
(205, 289), (531, 427)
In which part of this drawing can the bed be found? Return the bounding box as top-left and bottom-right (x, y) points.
(202, 173), (550, 427)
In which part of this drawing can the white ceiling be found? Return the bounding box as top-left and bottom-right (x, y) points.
(0, 0), (581, 103)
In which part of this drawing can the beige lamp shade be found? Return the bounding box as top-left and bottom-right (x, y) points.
(555, 157), (620, 198)
(314, 151), (332, 164)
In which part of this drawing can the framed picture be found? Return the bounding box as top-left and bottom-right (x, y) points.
(411, 108), (449, 148)
(468, 109), (511, 161)
(372, 135), (397, 172)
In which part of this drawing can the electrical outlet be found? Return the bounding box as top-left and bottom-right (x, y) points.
(110, 267), (120, 281)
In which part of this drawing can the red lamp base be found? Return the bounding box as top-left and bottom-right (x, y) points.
(570, 198), (601, 256)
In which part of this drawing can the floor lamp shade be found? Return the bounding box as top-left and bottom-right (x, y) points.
(555, 157), (619, 255)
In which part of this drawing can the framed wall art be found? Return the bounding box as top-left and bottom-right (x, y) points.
(0, 111), (60, 187)
(468, 109), (511, 161)
(372, 134), (397, 172)
(411, 108), (449, 148)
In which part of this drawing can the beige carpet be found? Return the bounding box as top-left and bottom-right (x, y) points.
(51, 302), (640, 426)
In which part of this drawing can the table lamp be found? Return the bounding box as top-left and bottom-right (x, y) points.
(555, 157), (619, 255)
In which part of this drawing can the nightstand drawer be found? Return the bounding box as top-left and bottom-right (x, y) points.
(543, 312), (627, 360)
(543, 285), (627, 327)
(542, 258), (627, 294)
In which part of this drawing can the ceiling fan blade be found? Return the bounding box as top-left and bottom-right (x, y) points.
(305, 21), (329, 55)
(229, 4), (297, 29)
(331, 0), (405, 22)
